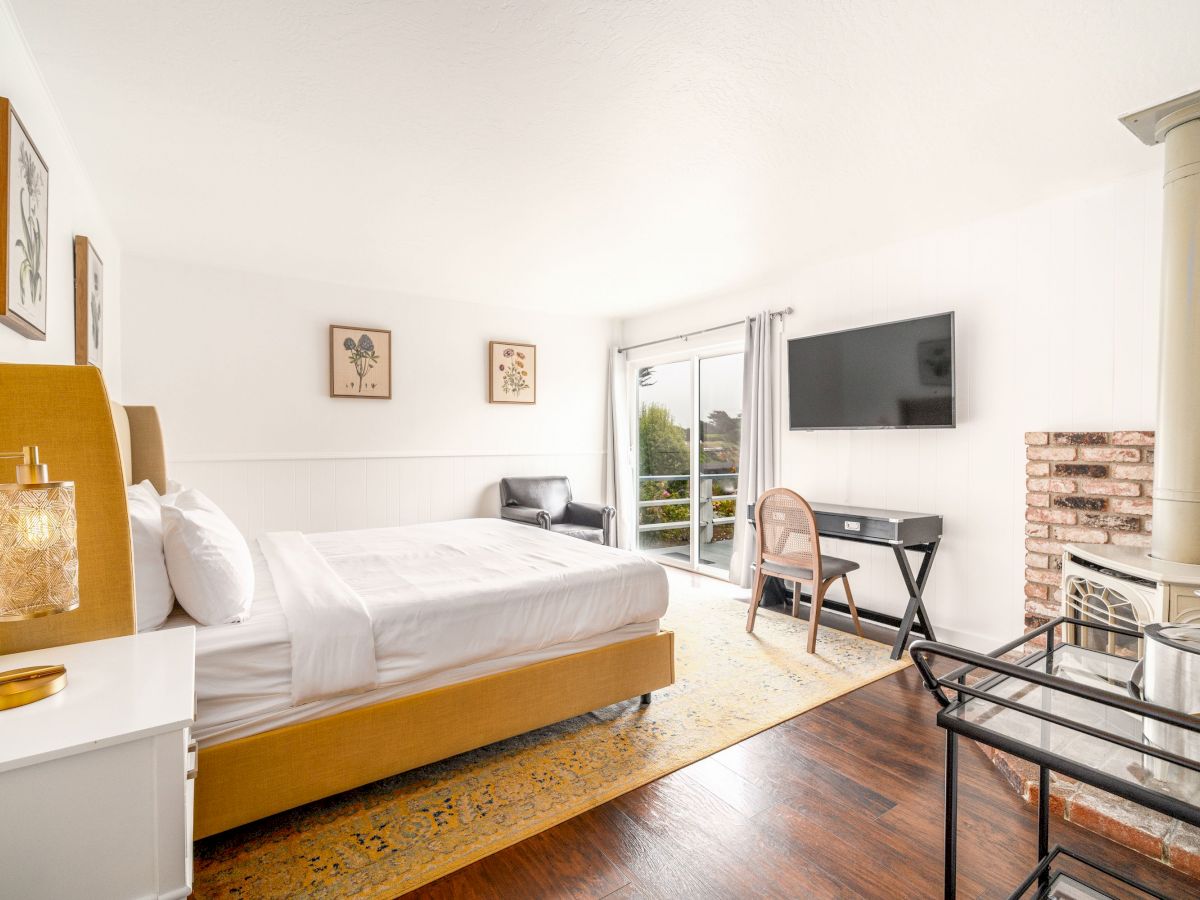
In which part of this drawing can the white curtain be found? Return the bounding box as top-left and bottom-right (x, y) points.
(604, 347), (636, 549)
(730, 312), (778, 587)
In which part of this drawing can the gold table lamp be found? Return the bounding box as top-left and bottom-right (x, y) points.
(0, 446), (79, 710)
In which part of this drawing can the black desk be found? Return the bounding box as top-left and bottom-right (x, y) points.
(749, 501), (943, 659)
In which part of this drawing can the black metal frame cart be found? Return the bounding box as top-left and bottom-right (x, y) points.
(910, 618), (1200, 900)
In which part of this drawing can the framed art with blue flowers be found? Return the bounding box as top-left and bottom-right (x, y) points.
(330, 324), (391, 398)
(1, 98), (50, 341)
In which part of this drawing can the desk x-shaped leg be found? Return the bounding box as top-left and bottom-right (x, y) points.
(890, 539), (940, 660)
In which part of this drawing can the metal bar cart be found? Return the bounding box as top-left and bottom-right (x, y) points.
(911, 617), (1200, 899)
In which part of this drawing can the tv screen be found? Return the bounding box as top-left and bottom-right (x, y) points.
(788, 312), (955, 430)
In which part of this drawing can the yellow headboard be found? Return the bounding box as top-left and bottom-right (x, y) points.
(110, 401), (168, 494)
(0, 364), (136, 653)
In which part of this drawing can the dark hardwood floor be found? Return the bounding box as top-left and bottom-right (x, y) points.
(409, 595), (1200, 899)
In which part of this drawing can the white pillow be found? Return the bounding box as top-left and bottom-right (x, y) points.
(160, 479), (187, 507)
(126, 480), (175, 631)
(161, 489), (254, 625)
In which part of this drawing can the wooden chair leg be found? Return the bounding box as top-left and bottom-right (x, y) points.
(842, 575), (864, 637)
(791, 580), (803, 618)
(746, 567), (766, 633)
(807, 581), (826, 653)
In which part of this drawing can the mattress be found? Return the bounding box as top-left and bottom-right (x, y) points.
(163, 519), (668, 746)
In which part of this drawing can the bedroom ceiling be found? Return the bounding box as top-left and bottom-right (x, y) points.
(9, 0), (1200, 316)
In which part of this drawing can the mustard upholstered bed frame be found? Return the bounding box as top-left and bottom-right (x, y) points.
(0, 364), (675, 839)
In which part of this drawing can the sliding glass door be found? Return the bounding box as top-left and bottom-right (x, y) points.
(635, 349), (743, 578)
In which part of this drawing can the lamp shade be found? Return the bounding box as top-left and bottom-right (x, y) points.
(0, 481), (80, 620)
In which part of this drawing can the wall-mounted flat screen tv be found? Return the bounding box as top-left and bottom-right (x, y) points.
(788, 312), (955, 430)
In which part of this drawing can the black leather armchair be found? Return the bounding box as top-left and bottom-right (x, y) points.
(499, 476), (615, 546)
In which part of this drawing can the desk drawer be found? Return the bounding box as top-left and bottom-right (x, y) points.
(815, 511), (899, 543)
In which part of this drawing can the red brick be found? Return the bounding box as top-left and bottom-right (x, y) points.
(1028, 477), (1071, 492)
(1027, 507), (1077, 525)
(1026, 461), (1050, 477)
(1025, 596), (1060, 620)
(1067, 787), (1173, 860)
(1166, 822), (1200, 881)
(1112, 430), (1155, 446)
(1052, 432), (1108, 445)
(1112, 532), (1151, 548)
(1104, 501), (1152, 513)
(1110, 497), (1153, 514)
(1111, 464), (1154, 480)
(1027, 492), (1050, 508)
(1028, 776), (1078, 820)
(1026, 538), (1065, 555)
(1079, 513), (1142, 532)
(1080, 480), (1140, 496)
(1054, 495), (1107, 511)
(1079, 447), (1141, 462)
(1026, 567), (1061, 586)
(1022, 595), (1060, 624)
(1024, 522), (1049, 538)
(1053, 526), (1108, 544)
(1054, 463), (1107, 478)
(1027, 446), (1077, 461)
(1025, 552), (1050, 569)
(1024, 431), (1049, 446)
(1024, 582), (1049, 599)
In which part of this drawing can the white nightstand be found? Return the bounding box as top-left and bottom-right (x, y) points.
(0, 627), (196, 900)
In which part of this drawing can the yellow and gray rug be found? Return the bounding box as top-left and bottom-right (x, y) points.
(193, 577), (909, 898)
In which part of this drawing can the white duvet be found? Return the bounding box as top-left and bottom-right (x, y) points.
(169, 519), (669, 742)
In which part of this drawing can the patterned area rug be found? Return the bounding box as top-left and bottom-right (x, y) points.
(193, 577), (909, 898)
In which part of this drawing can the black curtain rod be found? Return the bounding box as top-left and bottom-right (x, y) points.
(617, 306), (793, 354)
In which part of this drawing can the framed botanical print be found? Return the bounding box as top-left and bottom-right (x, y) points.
(489, 341), (536, 404)
(1, 98), (49, 341)
(74, 236), (103, 367)
(330, 325), (391, 399)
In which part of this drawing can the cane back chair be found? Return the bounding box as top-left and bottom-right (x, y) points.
(747, 487), (864, 652)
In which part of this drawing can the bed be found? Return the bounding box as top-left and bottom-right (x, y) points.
(0, 364), (675, 840)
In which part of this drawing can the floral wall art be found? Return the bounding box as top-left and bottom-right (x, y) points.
(330, 325), (391, 398)
(74, 236), (103, 367)
(1, 99), (49, 341)
(489, 341), (536, 404)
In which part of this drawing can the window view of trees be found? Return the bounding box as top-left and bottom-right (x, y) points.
(638, 364), (741, 554)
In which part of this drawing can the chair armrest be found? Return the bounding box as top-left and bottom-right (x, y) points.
(501, 505), (552, 529)
(565, 501), (613, 530)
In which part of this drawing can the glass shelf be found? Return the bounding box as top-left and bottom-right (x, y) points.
(946, 643), (1200, 806)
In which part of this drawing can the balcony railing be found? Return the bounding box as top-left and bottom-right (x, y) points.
(636, 472), (738, 536)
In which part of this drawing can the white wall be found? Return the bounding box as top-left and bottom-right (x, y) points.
(0, 1), (122, 392)
(120, 254), (616, 535)
(622, 168), (1164, 649)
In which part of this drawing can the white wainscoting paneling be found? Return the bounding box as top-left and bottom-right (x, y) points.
(170, 452), (605, 539)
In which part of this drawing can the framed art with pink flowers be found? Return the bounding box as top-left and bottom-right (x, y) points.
(330, 324), (391, 399)
(488, 341), (536, 404)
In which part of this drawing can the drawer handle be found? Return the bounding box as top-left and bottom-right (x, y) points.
(186, 739), (199, 781)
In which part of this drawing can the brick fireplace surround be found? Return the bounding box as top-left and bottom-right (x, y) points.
(1003, 431), (1200, 878)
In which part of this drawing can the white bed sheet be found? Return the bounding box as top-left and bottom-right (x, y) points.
(163, 519), (668, 746)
